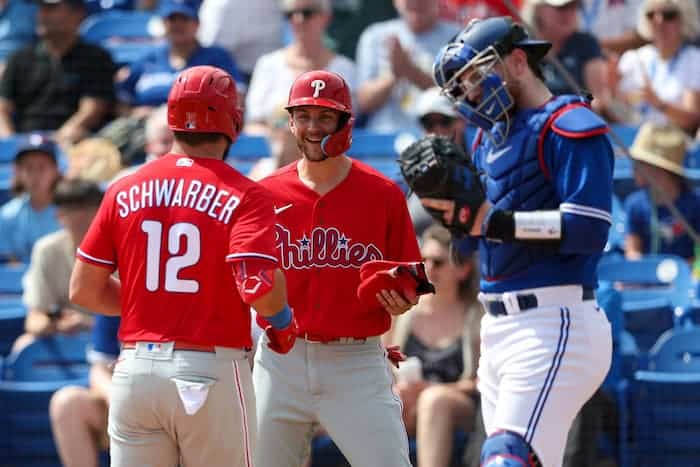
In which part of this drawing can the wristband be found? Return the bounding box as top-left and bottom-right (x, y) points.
(483, 209), (561, 242)
(513, 211), (561, 240)
(266, 304), (292, 330)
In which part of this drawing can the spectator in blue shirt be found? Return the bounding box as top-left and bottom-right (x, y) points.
(102, 0), (240, 164)
(49, 315), (120, 467)
(624, 122), (700, 261)
(0, 133), (61, 263)
(116, 0), (243, 116)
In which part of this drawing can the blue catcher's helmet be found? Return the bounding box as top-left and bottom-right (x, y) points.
(433, 17), (550, 142)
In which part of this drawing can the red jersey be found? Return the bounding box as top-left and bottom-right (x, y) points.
(259, 159), (420, 339)
(77, 154), (279, 348)
(439, 0), (521, 23)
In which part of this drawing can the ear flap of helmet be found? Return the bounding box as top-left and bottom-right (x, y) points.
(321, 116), (354, 157)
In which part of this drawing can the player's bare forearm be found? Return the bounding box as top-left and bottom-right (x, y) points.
(69, 261), (122, 316)
(252, 269), (289, 317)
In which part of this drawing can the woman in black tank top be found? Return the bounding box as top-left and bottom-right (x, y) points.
(386, 224), (483, 467)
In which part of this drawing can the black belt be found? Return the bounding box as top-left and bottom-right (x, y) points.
(485, 288), (595, 317)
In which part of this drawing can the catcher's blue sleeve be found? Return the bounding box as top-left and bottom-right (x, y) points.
(543, 128), (614, 255)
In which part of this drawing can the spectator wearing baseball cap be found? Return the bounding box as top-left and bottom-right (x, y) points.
(0, 0), (38, 67)
(408, 87), (466, 237)
(0, 0), (116, 146)
(115, 0), (242, 111)
(624, 122), (700, 261)
(12, 177), (102, 354)
(0, 133), (61, 262)
(414, 86), (465, 149)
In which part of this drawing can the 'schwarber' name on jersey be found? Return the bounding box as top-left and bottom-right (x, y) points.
(116, 178), (240, 224)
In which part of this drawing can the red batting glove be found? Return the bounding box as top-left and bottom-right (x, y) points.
(264, 317), (299, 354)
(385, 345), (407, 368)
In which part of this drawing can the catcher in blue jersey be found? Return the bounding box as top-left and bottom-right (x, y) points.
(399, 17), (614, 467)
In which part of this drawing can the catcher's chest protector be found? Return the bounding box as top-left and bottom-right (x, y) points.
(473, 95), (590, 279)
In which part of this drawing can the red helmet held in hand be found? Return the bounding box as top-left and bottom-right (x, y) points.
(167, 65), (242, 142)
(286, 70), (354, 157)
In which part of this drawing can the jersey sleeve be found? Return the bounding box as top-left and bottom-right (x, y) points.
(386, 183), (421, 262)
(544, 132), (614, 254)
(225, 184), (279, 265)
(77, 189), (117, 270)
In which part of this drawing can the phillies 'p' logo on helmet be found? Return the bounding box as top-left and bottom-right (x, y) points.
(167, 65), (243, 142)
(286, 70), (354, 157)
(310, 79), (326, 98)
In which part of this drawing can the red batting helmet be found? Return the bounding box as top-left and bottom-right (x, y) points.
(285, 70), (352, 115)
(167, 65), (242, 142)
(286, 70), (354, 157)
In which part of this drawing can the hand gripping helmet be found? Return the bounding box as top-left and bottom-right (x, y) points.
(433, 17), (550, 143)
(286, 70), (354, 157)
(167, 65), (242, 143)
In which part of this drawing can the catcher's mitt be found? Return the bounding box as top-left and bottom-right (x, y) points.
(399, 135), (485, 236)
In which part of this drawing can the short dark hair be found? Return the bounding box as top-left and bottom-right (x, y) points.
(172, 131), (230, 159)
(53, 178), (103, 208)
(173, 131), (227, 145)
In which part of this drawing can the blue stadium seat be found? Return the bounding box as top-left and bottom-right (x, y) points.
(0, 301), (25, 357)
(80, 10), (162, 66)
(227, 135), (270, 160)
(3, 333), (90, 382)
(632, 326), (700, 466)
(597, 254), (691, 312)
(0, 378), (88, 465)
(0, 136), (20, 163)
(0, 263), (27, 294)
(597, 254), (691, 352)
(0, 163), (13, 206)
(608, 124), (639, 154)
(347, 132), (401, 159)
(647, 326), (700, 373)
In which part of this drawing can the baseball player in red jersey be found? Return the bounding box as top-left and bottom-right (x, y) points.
(252, 70), (421, 467)
(68, 65), (298, 467)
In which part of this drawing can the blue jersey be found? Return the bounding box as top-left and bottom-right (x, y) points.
(0, 195), (60, 263)
(624, 188), (700, 259)
(460, 95), (614, 293)
(117, 44), (243, 107)
(87, 315), (121, 364)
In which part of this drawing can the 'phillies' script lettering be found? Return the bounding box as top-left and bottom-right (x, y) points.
(276, 225), (382, 269)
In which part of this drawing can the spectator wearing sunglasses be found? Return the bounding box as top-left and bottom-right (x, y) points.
(356, 0), (460, 135)
(614, 0), (700, 133)
(384, 223), (482, 467)
(243, 0), (357, 136)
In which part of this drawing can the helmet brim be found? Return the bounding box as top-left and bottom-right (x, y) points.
(285, 97), (351, 114)
(517, 40), (551, 62)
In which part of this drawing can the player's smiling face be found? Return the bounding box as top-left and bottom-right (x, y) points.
(289, 106), (342, 162)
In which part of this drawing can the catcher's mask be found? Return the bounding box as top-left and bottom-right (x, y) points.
(433, 17), (550, 146)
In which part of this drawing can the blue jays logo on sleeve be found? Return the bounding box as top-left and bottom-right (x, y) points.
(275, 225), (382, 269)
